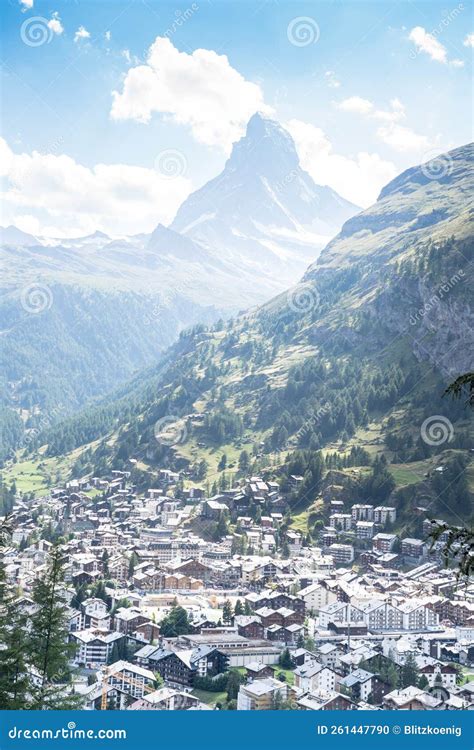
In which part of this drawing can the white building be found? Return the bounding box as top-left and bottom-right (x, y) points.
(356, 521), (375, 539)
(329, 514), (352, 531)
(70, 629), (123, 667)
(297, 582), (337, 614)
(294, 662), (340, 693)
(351, 504), (374, 521)
(373, 506), (396, 524)
(328, 544), (354, 565)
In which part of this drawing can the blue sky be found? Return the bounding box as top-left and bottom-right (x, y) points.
(1, 0), (472, 237)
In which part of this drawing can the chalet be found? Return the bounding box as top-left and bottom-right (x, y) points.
(254, 606), (301, 629)
(383, 686), (441, 710)
(245, 662), (275, 681)
(339, 668), (389, 704)
(297, 691), (355, 711)
(113, 607), (151, 635)
(129, 688), (210, 711)
(136, 645), (228, 688)
(201, 499), (228, 520)
(166, 558), (213, 583)
(235, 615), (264, 640)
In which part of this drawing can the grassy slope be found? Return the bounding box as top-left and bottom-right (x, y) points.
(6, 146), (473, 536)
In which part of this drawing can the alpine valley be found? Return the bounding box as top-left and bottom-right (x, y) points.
(0, 115), (358, 452)
(10, 141), (473, 535)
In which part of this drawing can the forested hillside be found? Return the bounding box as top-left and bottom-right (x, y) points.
(18, 144), (474, 530)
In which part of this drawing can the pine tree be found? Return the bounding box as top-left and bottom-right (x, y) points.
(238, 450), (250, 473)
(400, 652), (419, 689)
(128, 552), (138, 578)
(418, 674), (429, 689)
(278, 648), (294, 670)
(226, 670), (243, 700)
(0, 518), (31, 709)
(101, 549), (110, 578)
(29, 545), (81, 709)
(159, 605), (190, 637)
(222, 600), (233, 624)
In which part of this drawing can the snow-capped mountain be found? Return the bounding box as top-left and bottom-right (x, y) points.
(1, 113), (359, 424)
(3, 114), (358, 306)
(0, 225), (42, 247)
(170, 113), (359, 278)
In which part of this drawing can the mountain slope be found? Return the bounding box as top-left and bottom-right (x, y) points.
(35, 145), (474, 527)
(0, 115), (357, 442)
(0, 226), (41, 247)
(310, 142), (473, 271)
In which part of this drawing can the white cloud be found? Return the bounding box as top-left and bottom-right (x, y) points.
(337, 96), (405, 123)
(19, 0), (34, 10)
(373, 98), (405, 123)
(286, 119), (397, 207)
(464, 33), (474, 47)
(111, 36), (271, 153)
(47, 11), (64, 36)
(335, 95), (431, 153)
(408, 26), (463, 66)
(409, 26), (447, 62)
(376, 123), (431, 152)
(336, 96), (374, 115)
(105, 30), (111, 42)
(74, 26), (90, 43)
(0, 138), (192, 238)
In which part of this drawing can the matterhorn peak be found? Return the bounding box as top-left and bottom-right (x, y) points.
(227, 112), (299, 175)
